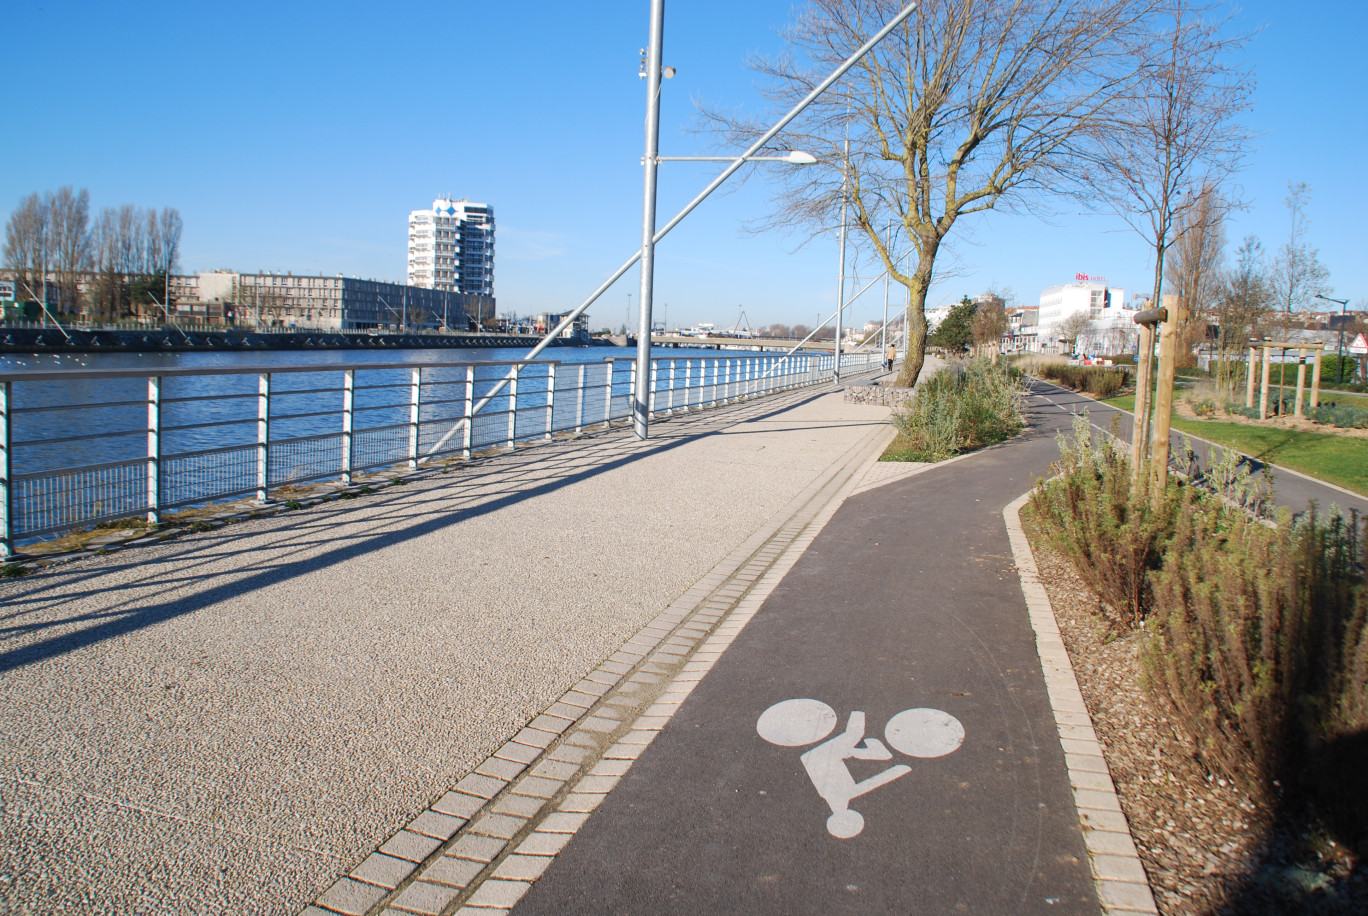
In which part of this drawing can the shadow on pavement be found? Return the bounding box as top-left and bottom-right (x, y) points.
(0, 389), (838, 672)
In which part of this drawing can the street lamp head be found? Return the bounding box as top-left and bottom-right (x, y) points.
(783, 150), (819, 165)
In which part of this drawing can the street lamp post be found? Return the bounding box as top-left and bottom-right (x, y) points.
(419, 1), (920, 458)
(1316, 293), (1350, 385)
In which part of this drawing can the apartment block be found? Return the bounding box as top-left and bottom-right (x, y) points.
(408, 198), (495, 298)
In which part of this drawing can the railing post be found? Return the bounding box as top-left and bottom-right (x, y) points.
(724, 359), (732, 402)
(684, 359), (694, 409)
(1, 381), (12, 558)
(628, 360), (638, 423)
(604, 361), (614, 427)
(462, 365), (475, 459)
(506, 365), (519, 449)
(146, 376), (162, 525)
(649, 360), (659, 418)
(341, 369), (355, 485)
(408, 367), (422, 470)
(256, 372), (270, 502)
(575, 364), (585, 434)
(545, 363), (556, 440)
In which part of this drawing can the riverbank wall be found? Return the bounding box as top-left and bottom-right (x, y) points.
(0, 326), (613, 353)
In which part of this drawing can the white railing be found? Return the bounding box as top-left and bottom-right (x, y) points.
(0, 350), (880, 555)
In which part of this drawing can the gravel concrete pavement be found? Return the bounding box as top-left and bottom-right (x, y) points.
(0, 384), (892, 915)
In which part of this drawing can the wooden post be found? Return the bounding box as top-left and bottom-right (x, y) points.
(1246, 345), (1257, 408)
(1132, 323), (1155, 484)
(1259, 346), (1271, 420)
(1150, 295), (1181, 496)
(1311, 348), (1323, 408)
(1294, 349), (1307, 418)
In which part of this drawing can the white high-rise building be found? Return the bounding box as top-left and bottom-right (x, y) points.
(407, 198), (495, 297)
(1037, 276), (1135, 355)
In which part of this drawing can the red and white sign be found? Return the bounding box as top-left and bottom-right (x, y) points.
(1075, 272), (1107, 283)
(1349, 333), (1368, 355)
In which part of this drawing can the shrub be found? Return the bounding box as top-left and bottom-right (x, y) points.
(1144, 505), (1367, 812)
(888, 359), (1024, 462)
(1029, 414), (1183, 630)
(1307, 403), (1368, 429)
(1035, 363), (1130, 398)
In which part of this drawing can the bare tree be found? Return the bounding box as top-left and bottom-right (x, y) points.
(47, 187), (93, 315)
(1269, 180), (1330, 330)
(1086, 0), (1252, 328)
(713, 0), (1165, 388)
(4, 193), (51, 304)
(1056, 312), (1093, 355)
(971, 297), (1009, 350)
(157, 208), (183, 278)
(1211, 235), (1272, 397)
(1167, 182), (1226, 364)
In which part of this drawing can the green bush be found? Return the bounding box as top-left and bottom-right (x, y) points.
(1144, 506), (1367, 813)
(1036, 363), (1130, 398)
(1307, 403), (1368, 429)
(1033, 413), (1368, 826)
(888, 359), (1024, 461)
(1029, 414), (1183, 630)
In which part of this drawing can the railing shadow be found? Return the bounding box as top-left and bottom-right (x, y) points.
(0, 386), (844, 671)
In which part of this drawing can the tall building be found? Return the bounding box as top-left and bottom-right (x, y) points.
(407, 198), (495, 298)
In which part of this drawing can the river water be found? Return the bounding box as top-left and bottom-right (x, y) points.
(0, 344), (765, 476)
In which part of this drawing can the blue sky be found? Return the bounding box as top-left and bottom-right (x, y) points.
(4, 0), (1363, 331)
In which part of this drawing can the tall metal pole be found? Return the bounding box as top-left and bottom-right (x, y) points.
(420, 1), (920, 458)
(633, 0), (666, 439)
(881, 219), (892, 354)
(834, 138), (849, 383)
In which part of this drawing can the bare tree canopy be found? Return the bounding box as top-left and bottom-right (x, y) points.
(1168, 182), (1227, 363)
(1269, 180), (1331, 322)
(1084, 0), (1253, 317)
(3, 193), (51, 300)
(1212, 234), (1272, 395)
(972, 297), (1008, 348)
(709, 0), (1169, 386)
(1056, 311), (1092, 353)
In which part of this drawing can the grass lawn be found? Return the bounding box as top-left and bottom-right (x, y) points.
(1097, 392), (1368, 496)
(882, 434), (928, 463)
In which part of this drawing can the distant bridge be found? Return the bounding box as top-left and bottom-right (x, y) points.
(651, 333), (836, 352)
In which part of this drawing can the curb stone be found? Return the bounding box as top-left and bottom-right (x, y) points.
(1003, 491), (1159, 915)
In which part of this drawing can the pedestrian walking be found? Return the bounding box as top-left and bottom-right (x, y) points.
(884, 343), (896, 373)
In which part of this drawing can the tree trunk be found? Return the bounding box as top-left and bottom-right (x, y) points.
(895, 275), (930, 388)
(893, 244), (938, 388)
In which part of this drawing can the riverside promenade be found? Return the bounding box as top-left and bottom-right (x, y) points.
(0, 372), (908, 914)
(10, 363), (1356, 915)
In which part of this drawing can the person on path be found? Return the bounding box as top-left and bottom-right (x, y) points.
(884, 343), (896, 372)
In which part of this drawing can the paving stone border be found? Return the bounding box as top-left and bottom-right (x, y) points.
(301, 409), (898, 916)
(1003, 491), (1159, 915)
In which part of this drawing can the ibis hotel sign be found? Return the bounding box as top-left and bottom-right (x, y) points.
(1075, 272), (1107, 283)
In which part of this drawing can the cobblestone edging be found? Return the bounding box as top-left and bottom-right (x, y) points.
(842, 383), (915, 408)
(300, 414), (897, 916)
(1003, 491), (1160, 915)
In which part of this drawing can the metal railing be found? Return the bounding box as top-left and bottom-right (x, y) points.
(0, 350), (880, 554)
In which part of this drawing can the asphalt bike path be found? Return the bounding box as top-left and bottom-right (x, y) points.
(513, 391), (1095, 914)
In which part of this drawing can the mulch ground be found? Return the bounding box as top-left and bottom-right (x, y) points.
(1023, 518), (1367, 915)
